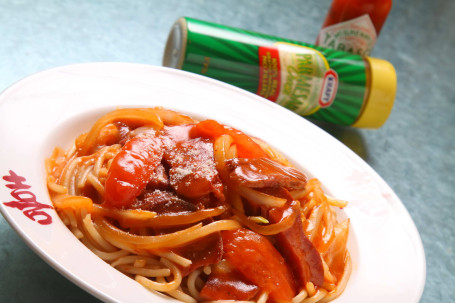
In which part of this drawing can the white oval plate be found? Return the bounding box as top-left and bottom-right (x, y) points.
(0, 63), (425, 303)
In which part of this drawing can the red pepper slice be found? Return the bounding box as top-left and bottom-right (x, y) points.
(190, 120), (268, 159)
(104, 135), (163, 208)
(222, 228), (296, 302)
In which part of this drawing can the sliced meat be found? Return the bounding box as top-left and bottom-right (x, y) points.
(134, 189), (224, 276)
(269, 203), (324, 287)
(200, 261), (259, 301)
(225, 157), (307, 189)
(171, 232), (223, 277)
(146, 164), (169, 189)
(133, 189), (197, 214)
(164, 138), (224, 200)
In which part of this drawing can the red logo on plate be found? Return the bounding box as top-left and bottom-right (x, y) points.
(2, 170), (53, 225)
(318, 69), (338, 108)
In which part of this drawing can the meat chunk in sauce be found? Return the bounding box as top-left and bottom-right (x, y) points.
(269, 204), (324, 287)
(133, 189), (197, 214)
(225, 157), (307, 190)
(134, 189), (224, 276)
(164, 138), (224, 200)
(146, 164), (169, 189)
(200, 261), (259, 301)
(171, 232), (223, 277)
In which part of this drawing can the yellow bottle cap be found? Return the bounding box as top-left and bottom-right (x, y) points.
(352, 57), (397, 128)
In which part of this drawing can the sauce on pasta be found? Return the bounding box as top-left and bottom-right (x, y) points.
(46, 107), (351, 303)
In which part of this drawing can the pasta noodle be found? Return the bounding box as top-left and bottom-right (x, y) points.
(46, 107), (351, 303)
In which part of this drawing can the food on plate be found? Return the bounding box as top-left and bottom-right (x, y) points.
(46, 107), (351, 303)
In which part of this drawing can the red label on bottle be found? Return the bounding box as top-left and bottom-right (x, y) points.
(319, 69), (338, 108)
(257, 46), (281, 102)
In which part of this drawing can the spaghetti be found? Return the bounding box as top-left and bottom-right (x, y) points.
(46, 107), (351, 303)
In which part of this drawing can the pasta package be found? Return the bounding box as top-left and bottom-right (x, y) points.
(46, 107), (351, 303)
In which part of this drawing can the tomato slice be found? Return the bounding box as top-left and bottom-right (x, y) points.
(222, 228), (296, 302)
(190, 120), (268, 159)
(104, 135), (163, 208)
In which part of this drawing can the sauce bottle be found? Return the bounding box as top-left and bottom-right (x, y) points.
(316, 0), (392, 56)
